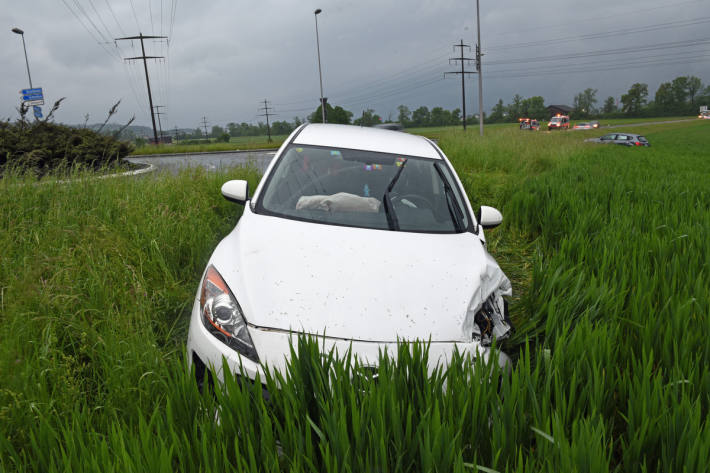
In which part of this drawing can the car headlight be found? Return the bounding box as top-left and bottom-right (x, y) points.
(200, 265), (259, 362)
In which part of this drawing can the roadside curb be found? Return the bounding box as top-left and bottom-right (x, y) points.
(128, 148), (278, 158)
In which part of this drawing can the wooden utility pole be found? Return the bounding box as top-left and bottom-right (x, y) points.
(445, 40), (475, 130)
(258, 99), (275, 142)
(200, 116), (209, 139)
(154, 105), (166, 142)
(476, 0), (484, 136)
(115, 33), (167, 145)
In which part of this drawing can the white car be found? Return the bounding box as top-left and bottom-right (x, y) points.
(187, 124), (514, 389)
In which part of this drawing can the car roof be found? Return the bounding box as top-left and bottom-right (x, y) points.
(293, 123), (441, 159)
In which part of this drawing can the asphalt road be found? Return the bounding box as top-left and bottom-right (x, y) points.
(605, 118), (698, 129)
(124, 149), (277, 174)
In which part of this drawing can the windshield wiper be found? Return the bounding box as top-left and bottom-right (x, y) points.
(433, 162), (465, 232)
(382, 158), (407, 230)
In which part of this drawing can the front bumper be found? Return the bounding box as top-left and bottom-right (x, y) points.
(186, 298), (510, 386)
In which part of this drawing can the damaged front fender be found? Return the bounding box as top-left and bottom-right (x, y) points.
(463, 252), (513, 346)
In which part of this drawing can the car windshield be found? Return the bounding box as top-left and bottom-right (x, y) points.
(258, 144), (470, 233)
(550, 117), (563, 122)
(638, 136), (648, 142)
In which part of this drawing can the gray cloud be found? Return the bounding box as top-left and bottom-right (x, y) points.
(2, 0), (708, 128)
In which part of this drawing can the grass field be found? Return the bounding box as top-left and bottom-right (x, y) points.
(1, 119), (709, 471)
(129, 116), (697, 156)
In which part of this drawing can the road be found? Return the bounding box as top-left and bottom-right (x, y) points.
(605, 118), (698, 129)
(124, 149), (277, 174)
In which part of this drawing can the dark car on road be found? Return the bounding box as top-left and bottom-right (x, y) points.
(585, 133), (650, 147)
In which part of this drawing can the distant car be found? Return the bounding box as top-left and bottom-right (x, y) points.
(590, 120), (600, 128)
(573, 122), (592, 130)
(373, 123), (404, 131)
(699, 111), (710, 120)
(518, 118), (539, 131)
(585, 133), (650, 147)
(187, 123), (514, 391)
(548, 115), (570, 130)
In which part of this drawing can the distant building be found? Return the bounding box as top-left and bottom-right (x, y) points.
(547, 105), (572, 117)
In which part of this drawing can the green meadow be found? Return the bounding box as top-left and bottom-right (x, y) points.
(1, 120), (708, 471)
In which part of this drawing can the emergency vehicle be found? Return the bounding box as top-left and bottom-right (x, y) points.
(548, 114), (570, 130)
(518, 118), (540, 130)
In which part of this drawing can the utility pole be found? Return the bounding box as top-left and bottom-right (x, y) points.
(445, 40), (475, 131)
(115, 33), (167, 145)
(154, 105), (166, 143)
(476, 0), (484, 136)
(258, 99), (275, 142)
(200, 116), (209, 140)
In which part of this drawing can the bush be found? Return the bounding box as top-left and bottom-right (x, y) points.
(0, 103), (134, 176)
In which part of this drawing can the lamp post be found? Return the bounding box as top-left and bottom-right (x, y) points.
(313, 8), (326, 123)
(11, 27), (33, 89)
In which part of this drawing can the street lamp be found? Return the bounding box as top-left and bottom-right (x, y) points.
(11, 27), (33, 89)
(313, 8), (326, 123)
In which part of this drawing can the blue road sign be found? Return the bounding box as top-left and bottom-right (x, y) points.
(22, 94), (43, 101)
(33, 106), (43, 119)
(21, 88), (43, 96)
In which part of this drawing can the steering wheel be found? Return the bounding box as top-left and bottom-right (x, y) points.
(391, 193), (434, 210)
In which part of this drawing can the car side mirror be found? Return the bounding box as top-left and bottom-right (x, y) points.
(477, 205), (503, 229)
(221, 180), (249, 204)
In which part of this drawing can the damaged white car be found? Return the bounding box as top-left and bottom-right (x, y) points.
(187, 123), (513, 388)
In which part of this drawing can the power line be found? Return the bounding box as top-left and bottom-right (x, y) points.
(485, 0), (704, 39)
(486, 37), (710, 66)
(103, 0), (126, 36)
(486, 16), (710, 52)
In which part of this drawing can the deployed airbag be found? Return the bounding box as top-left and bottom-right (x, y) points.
(296, 193), (381, 213)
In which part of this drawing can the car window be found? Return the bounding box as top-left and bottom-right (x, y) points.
(601, 134), (614, 140)
(257, 145), (470, 233)
(616, 135), (628, 140)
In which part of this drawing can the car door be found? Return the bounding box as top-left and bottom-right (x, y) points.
(614, 134), (630, 145)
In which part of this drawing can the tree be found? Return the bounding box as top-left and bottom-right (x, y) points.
(507, 94), (523, 120)
(450, 108), (461, 125)
(521, 96), (546, 120)
(602, 96), (617, 115)
(654, 82), (674, 111)
(331, 106), (353, 125)
(430, 107), (450, 126)
(227, 122), (240, 137)
(309, 103), (352, 124)
(686, 76), (703, 106)
(671, 76), (689, 105)
(211, 125), (225, 138)
(271, 120), (295, 135)
(621, 83), (648, 115)
(397, 105), (411, 126)
(572, 88), (598, 118)
(411, 106), (430, 127)
(488, 99), (505, 123)
(352, 109), (382, 126)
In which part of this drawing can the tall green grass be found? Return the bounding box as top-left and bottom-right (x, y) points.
(1, 121), (708, 471)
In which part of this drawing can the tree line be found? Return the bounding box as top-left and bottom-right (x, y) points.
(176, 74), (709, 140)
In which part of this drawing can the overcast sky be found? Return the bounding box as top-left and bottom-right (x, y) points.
(2, 0), (709, 129)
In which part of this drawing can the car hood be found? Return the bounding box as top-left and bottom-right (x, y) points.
(210, 208), (511, 343)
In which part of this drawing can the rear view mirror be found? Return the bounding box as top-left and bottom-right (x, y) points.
(221, 180), (249, 204)
(478, 205), (503, 229)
